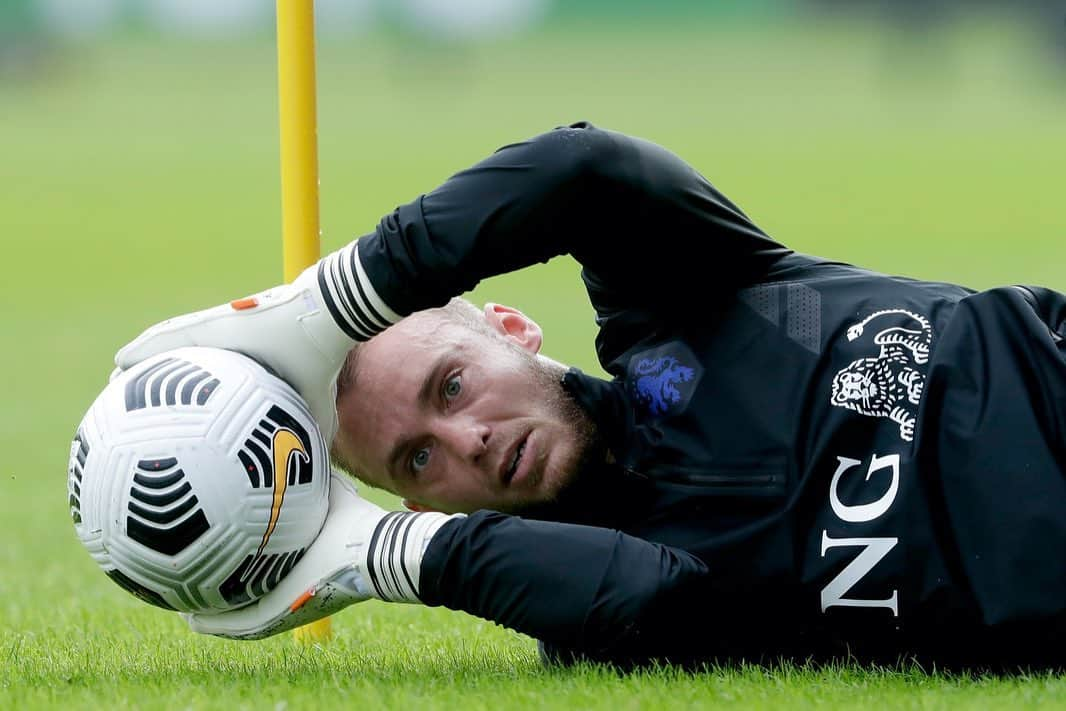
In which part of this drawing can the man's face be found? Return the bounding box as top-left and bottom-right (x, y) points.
(333, 304), (595, 514)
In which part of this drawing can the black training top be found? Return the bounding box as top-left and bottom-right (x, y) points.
(353, 123), (1066, 665)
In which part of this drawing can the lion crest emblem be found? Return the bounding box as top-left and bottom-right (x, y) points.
(830, 309), (933, 442)
(633, 356), (696, 416)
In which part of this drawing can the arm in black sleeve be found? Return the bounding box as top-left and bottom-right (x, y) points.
(417, 511), (710, 656)
(356, 122), (790, 320)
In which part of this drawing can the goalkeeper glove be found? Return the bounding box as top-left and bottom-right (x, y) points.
(185, 471), (460, 640)
(114, 243), (399, 444)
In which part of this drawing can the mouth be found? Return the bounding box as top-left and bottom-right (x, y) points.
(501, 431), (531, 486)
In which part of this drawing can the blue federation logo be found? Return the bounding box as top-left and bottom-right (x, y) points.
(628, 344), (702, 418)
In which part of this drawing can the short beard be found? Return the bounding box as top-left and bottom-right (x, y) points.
(504, 349), (606, 520)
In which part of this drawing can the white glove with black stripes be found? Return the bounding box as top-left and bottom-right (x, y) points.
(114, 243), (398, 444)
(186, 471), (460, 640)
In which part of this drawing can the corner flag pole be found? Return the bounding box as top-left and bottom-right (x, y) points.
(277, 0), (331, 642)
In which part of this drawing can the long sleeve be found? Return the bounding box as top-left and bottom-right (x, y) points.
(355, 122), (790, 322)
(417, 511), (710, 656)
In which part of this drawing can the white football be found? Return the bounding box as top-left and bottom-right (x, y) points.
(68, 347), (330, 614)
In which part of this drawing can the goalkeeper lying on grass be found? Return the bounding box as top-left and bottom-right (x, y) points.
(117, 123), (1066, 669)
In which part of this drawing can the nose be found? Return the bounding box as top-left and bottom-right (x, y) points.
(435, 417), (490, 463)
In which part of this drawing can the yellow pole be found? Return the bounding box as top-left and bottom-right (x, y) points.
(277, 0), (331, 643)
(278, 0), (321, 283)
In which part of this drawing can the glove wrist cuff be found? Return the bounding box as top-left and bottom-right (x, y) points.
(314, 242), (402, 343)
(362, 511), (461, 604)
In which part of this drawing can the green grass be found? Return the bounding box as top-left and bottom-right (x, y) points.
(7, 620), (1064, 710)
(1, 19), (1064, 709)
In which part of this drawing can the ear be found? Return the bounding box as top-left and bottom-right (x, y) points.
(483, 303), (543, 354)
(403, 499), (441, 513)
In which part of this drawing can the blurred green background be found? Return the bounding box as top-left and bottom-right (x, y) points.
(1, 1), (1064, 706)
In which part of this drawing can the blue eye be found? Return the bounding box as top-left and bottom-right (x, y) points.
(443, 374), (462, 401)
(411, 448), (430, 473)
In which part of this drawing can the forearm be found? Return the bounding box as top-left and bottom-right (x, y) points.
(354, 123), (607, 319)
(180, 484), (710, 645)
(416, 511), (710, 653)
(337, 122), (789, 337)
(308, 124), (599, 341)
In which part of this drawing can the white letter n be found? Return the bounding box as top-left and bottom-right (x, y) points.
(820, 531), (899, 616)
